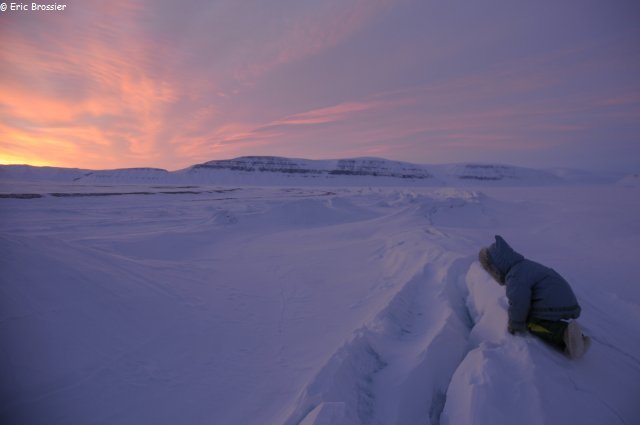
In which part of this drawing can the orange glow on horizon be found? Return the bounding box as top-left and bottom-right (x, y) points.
(0, 153), (55, 167)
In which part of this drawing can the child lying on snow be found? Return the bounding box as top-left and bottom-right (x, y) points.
(479, 235), (591, 359)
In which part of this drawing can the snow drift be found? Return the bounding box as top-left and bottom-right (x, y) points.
(1, 167), (639, 425)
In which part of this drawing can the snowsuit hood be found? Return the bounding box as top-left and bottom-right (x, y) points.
(487, 235), (524, 276)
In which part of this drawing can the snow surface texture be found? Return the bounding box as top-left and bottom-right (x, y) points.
(1, 165), (639, 424)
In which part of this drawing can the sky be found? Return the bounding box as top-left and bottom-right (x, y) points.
(1, 0), (639, 172)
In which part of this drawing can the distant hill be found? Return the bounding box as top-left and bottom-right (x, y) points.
(617, 173), (640, 187)
(0, 156), (600, 187)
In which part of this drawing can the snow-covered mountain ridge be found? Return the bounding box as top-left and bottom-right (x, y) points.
(0, 156), (626, 186)
(183, 156), (563, 185)
(192, 156), (434, 179)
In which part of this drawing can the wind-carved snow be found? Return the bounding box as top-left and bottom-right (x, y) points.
(1, 182), (639, 425)
(282, 238), (476, 425)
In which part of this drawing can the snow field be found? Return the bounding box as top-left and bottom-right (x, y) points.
(1, 183), (639, 425)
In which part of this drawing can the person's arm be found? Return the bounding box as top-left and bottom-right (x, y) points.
(505, 276), (532, 333)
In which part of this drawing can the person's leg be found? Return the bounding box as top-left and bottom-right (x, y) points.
(527, 319), (568, 351)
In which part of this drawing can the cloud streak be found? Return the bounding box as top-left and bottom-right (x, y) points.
(0, 0), (179, 167)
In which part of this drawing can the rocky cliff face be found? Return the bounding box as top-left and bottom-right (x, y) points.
(195, 156), (316, 174)
(330, 159), (432, 179)
(192, 156), (433, 179)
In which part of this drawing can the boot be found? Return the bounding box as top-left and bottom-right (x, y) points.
(564, 321), (589, 359)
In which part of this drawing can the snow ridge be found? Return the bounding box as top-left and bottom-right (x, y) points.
(283, 244), (476, 425)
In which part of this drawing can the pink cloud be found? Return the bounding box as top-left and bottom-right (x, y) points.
(1, 0), (637, 170)
(0, 1), (183, 167)
(272, 99), (399, 126)
(0, 0), (401, 168)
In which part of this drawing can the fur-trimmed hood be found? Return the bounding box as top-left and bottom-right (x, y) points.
(479, 247), (504, 284)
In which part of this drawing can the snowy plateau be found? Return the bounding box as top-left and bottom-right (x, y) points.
(1, 157), (639, 425)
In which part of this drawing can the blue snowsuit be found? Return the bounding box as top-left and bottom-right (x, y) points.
(485, 235), (581, 332)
